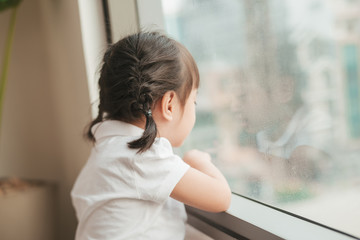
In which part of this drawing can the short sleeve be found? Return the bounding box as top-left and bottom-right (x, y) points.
(131, 138), (190, 203)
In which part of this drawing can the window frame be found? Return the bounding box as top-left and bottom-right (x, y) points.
(186, 194), (359, 240)
(102, 1), (360, 239)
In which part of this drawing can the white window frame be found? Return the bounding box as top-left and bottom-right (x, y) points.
(77, 0), (108, 117)
(100, 1), (359, 239)
(186, 194), (358, 240)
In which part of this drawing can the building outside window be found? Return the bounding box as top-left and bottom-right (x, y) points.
(159, 0), (360, 238)
(343, 44), (360, 138)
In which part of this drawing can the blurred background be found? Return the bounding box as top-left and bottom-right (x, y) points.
(160, 0), (360, 237)
(0, 0), (93, 239)
(1, 0), (359, 239)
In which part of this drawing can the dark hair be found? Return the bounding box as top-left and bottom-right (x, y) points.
(86, 31), (199, 153)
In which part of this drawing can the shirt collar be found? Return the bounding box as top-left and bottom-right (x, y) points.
(92, 120), (144, 141)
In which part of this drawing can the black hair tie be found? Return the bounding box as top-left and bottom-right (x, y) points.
(144, 109), (152, 117)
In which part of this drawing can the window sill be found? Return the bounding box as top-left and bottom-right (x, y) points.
(186, 194), (359, 240)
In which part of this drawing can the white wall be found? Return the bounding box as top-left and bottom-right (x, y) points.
(0, 0), (93, 239)
(0, 0), (141, 238)
(108, 0), (139, 42)
(0, 0), (61, 183)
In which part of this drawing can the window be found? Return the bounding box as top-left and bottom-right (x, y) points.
(343, 44), (360, 138)
(107, 0), (360, 239)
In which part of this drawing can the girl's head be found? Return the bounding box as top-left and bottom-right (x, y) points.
(87, 31), (200, 152)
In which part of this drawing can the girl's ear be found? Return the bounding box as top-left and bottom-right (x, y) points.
(160, 91), (177, 121)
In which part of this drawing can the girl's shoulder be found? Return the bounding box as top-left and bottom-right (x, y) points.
(90, 120), (182, 165)
(141, 137), (174, 158)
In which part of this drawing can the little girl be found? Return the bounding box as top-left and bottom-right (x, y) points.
(71, 31), (231, 240)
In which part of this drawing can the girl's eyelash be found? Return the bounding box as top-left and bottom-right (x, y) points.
(194, 101), (197, 105)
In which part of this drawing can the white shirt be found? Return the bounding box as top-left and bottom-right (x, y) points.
(71, 120), (190, 240)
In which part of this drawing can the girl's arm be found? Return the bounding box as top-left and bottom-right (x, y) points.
(170, 149), (231, 212)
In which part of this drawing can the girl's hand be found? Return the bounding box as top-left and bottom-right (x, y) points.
(171, 149), (231, 213)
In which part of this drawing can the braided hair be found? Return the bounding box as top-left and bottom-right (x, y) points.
(86, 31), (199, 153)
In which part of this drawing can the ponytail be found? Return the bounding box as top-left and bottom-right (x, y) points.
(128, 92), (157, 153)
(128, 110), (157, 153)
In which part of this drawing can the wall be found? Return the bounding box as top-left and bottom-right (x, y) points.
(0, 0), (92, 239)
(108, 0), (139, 42)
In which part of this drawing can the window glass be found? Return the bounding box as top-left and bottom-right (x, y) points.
(161, 0), (360, 237)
